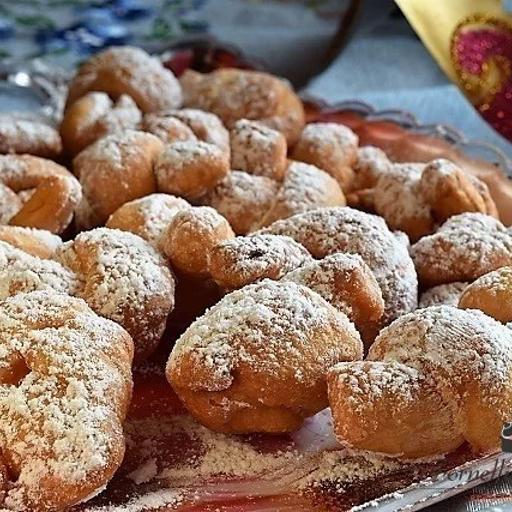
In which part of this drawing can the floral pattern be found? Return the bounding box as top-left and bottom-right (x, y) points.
(0, 0), (341, 67)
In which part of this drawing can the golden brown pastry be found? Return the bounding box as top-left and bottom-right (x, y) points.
(142, 113), (196, 144)
(167, 279), (363, 433)
(55, 228), (175, 362)
(419, 158), (498, 223)
(0, 183), (22, 225)
(0, 155), (81, 234)
(60, 92), (142, 156)
(292, 123), (358, 191)
(0, 114), (62, 158)
(411, 213), (512, 287)
(419, 281), (468, 308)
(260, 207), (418, 326)
(161, 206), (234, 279)
(0, 290), (133, 511)
(106, 193), (191, 246)
(180, 68), (305, 145)
(0, 240), (79, 299)
(162, 108), (230, 153)
(283, 253), (384, 347)
(373, 163), (435, 242)
(202, 170), (279, 235)
(0, 226), (62, 258)
(328, 306), (512, 458)
(258, 161), (346, 227)
(65, 46), (182, 113)
(208, 234), (311, 290)
(459, 266), (512, 323)
(230, 119), (287, 180)
(155, 140), (230, 201)
(74, 130), (163, 229)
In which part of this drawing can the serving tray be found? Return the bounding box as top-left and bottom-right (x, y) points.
(1, 49), (512, 511)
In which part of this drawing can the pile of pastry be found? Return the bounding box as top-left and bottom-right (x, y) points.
(0, 46), (511, 511)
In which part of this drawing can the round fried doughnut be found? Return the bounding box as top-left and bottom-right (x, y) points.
(166, 108), (230, 153)
(292, 123), (358, 191)
(0, 226), (62, 258)
(260, 207), (418, 325)
(202, 170), (279, 235)
(55, 228), (175, 362)
(374, 163), (435, 242)
(0, 155), (81, 234)
(328, 306), (512, 457)
(208, 234), (311, 290)
(180, 68), (305, 145)
(459, 266), (512, 323)
(411, 213), (512, 287)
(161, 206), (234, 279)
(230, 119), (287, 180)
(258, 161), (346, 228)
(0, 290), (133, 511)
(283, 253), (384, 347)
(142, 113), (196, 144)
(419, 281), (468, 308)
(74, 130), (163, 229)
(167, 279), (363, 433)
(106, 193), (191, 246)
(155, 140), (230, 201)
(419, 158), (498, 223)
(60, 92), (142, 156)
(0, 240), (79, 300)
(0, 114), (61, 158)
(0, 183), (21, 224)
(66, 46), (182, 113)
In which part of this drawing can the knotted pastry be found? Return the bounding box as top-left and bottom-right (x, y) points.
(155, 140), (230, 201)
(258, 161), (346, 228)
(208, 234), (311, 290)
(0, 155), (81, 234)
(328, 306), (512, 458)
(0, 114), (62, 159)
(180, 68), (305, 145)
(419, 158), (498, 222)
(230, 119), (287, 180)
(142, 113), (196, 144)
(60, 92), (141, 156)
(0, 183), (22, 225)
(65, 46), (182, 113)
(419, 281), (468, 308)
(0, 290), (133, 511)
(106, 193), (191, 247)
(74, 130), (163, 229)
(0, 240), (79, 300)
(0, 226), (61, 259)
(202, 170), (279, 235)
(283, 253), (385, 347)
(261, 207), (418, 326)
(459, 266), (512, 323)
(292, 123), (358, 192)
(373, 159), (498, 241)
(153, 108), (230, 153)
(411, 213), (512, 287)
(161, 206), (234, 279)
(55, 228), (175, 362)
(374, 163), (435, 242)
(167, 279), (363, 433)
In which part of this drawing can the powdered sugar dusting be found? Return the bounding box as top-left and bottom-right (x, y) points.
(0, 290), (132, 510)
(419, 282), (468, 308)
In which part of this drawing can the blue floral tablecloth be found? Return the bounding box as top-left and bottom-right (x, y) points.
(0, 0), (349, 84)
